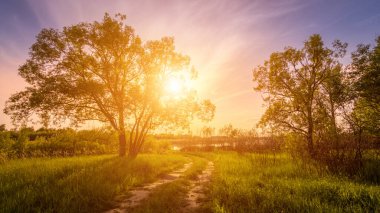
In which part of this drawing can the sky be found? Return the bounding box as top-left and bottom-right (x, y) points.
(0, 0), (379, 132)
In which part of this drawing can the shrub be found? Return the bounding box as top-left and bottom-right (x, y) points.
(0, 128), (118, 158)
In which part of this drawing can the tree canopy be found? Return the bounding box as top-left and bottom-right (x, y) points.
(253, 34), (347, 156)
(347, 36), (380, 136)
(4, 13), (215, 157)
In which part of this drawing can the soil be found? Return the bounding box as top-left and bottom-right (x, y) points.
(104, 162), (193, 213)
(183, 161), (214, 212)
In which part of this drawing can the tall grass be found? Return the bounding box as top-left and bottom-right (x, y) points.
(0, 154), (187, 213)
(208, 152), (380, 212)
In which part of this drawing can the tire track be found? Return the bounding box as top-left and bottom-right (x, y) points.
(183, 161), (214, 211)
(104, 162), (193, 213)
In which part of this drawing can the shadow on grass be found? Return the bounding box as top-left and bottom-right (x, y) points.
(358, 158), (380, 184)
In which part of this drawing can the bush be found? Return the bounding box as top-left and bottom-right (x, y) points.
(0, 151), (7, 164)
(141, 136), (171, 154)
(0, 128), (118, 158)
(0, 132), (15, 159)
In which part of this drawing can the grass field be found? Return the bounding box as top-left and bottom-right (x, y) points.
(0, 154), (187, 213)
(1, 152), (379, 213)
(206, 152), (380, 213)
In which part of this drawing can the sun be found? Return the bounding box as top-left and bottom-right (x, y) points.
(166, 77), (182, 94)
(164, 72), (195, 98)
(166, 77), (183, 96)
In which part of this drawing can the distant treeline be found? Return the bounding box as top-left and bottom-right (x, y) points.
(0, 128), (117, 159)
(167, 135), (280, 153)
(166, 133), (379, 154)
(0, 127), (171, 160)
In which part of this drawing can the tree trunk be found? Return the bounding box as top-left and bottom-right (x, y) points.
(329, 98), (340, 161)
(128, 134), (138, 159)
(129, 137), (145, 159)
(354, 128), (363, 168)
(307, 132), (314, 157)
(307, 108), (315, 158)
(128, 145), (138, 159)
(119, 132), (126, 157)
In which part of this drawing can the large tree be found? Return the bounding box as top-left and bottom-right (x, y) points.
(4, 13), (214, 157)
(253, 34), (347, 157)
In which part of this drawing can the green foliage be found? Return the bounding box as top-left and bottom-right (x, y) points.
(0, 132), (14, 162)
(252, 34), (380, 174)
(141, 136), (171, 154)
(351, 36), (380, 105)
(0, 128), (175, 159)
(357, 152), (380, 184)
(0, 131), (14, 150)
(13, 130), (29, 157)
(349, 36), (380, 135)
(253, 34), (347, 156)
(0, 153), (187, 213)
(0, 128), (118, 158)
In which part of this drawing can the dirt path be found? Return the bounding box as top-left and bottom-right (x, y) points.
(183, 161), (214, 211)
(104, 162), (193, 213)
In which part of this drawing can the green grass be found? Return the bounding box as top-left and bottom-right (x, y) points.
(1, 152), (379, 213)
(131, 154), (209, 213)
(207, 152), (380, 213)
(0, 154), (187, 213)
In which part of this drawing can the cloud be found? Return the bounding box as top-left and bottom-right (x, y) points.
(1, 0), (379, 129)
(214, 89), (252, 103)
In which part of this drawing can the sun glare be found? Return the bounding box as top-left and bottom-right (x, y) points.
(164, 73), (196, 99)
(166, 77), (183, 95)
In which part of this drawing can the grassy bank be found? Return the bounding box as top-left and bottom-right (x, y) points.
(207, 152), (380, 212)
(0, 154), (187, 213)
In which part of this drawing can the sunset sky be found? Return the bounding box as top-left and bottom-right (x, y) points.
(0, 0), (379, 132)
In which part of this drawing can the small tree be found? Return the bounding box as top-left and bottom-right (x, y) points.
(201, 126), (214, 138)
(219, 123), (239, 148)
(219, 124), (235, 138)
(4, 13), (214, 157)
